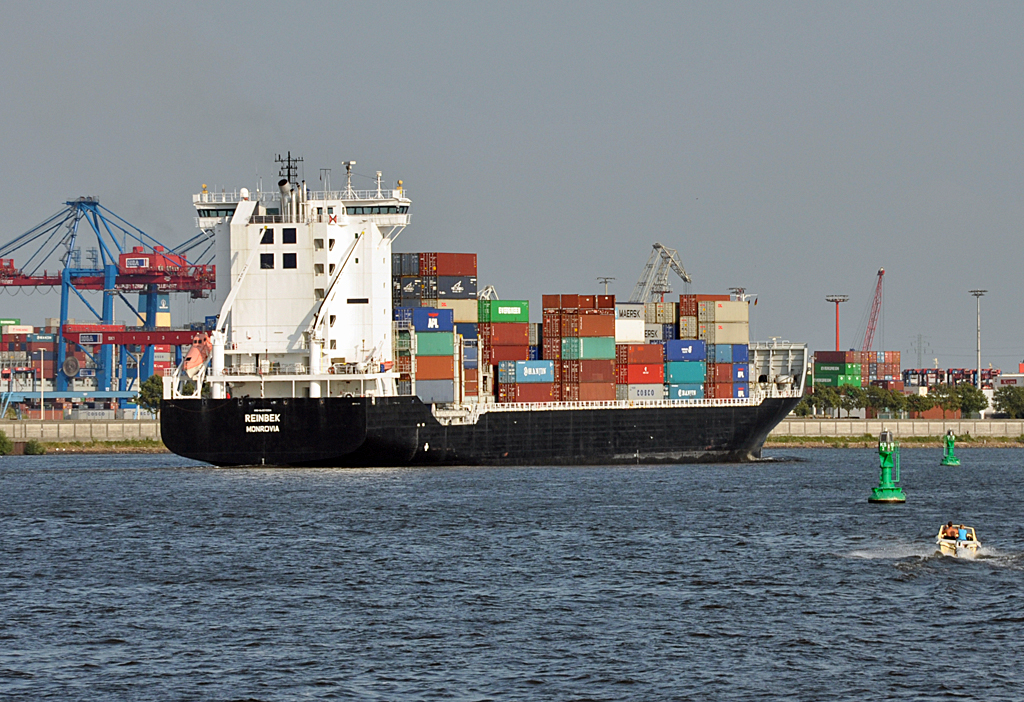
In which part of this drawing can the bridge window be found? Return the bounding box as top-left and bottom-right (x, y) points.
(329, 239), (336, 251)
(329, 315), (336, 327)
(283, 228), (297, 244)
(283, 253), (297, 269)
(260, 254), (274, 269)
(261, 229), (274, 245)
(329, 264), (335, 275)
(314, 264), (324, 275)
(314, 239), (324, 250)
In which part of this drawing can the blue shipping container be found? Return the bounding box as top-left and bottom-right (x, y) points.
(391, 253), (403, 276)
(416, 379), (455, 404)
(499, 360), (554, 384)
(412, 307), (454, 332)
(463, 347), (478, 364)
(665, 339), (706, 362)
(733, 382), (749, 399)
(437, 276), (478, 299)
(714, 344), (733, 363)
(662, 323), (677, 341)
(667, 383), (704, 399)
(393, 307), (414, 322)
(528, 346), (540, 360)
(455, 323), (478, 340)
(732, 364), (748, 382)
(732, 344), (749, 363)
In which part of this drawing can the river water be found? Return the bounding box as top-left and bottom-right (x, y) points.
(1, 448), (1021, 700)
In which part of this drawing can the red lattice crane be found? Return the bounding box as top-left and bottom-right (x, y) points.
(861, 267), (884, 352)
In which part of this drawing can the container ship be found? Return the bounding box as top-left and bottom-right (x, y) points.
(160, 158), (807, 466)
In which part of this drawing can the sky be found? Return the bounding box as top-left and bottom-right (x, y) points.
(1, 1), (1022, 370)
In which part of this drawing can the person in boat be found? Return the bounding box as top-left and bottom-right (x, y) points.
(942, 522), (959, 539)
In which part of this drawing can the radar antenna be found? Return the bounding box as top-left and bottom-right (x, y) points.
(275, 151), (303, 186)
(628, 243), (692, 303)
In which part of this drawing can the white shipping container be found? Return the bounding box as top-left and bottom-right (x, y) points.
(679, 316), (698, 339)
(714, 300), (749, 323)
(626, 383), (664, 401)
(3, 325), (34, 334)
(644, 324), (663, 341)
(615, 303), (645, 321)
(713, 322), (749, 345)
(615, 319), (646, 343)
(644, 303), (658, 323)
(698, 301), (716, 322)
(436, 298), (478, 323)
(656, 302), (677, 324)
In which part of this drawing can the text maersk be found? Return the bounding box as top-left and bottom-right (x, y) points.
(245, 412), (281, 433)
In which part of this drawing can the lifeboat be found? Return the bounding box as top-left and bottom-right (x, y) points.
(182, 332), (213, 380)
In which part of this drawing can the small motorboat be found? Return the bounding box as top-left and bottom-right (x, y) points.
(936, 523), (981, 558)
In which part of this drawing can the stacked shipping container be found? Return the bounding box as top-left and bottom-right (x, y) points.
(813, 350), (902, 388)
(541, 295), (616, 402)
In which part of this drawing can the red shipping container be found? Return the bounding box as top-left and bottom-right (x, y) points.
(513, 383), (557, 403)
(679, 294), (698, 316)
(397, 356), (412, 374)
(695, 294), (730, 302)
(579, 359), (615, 382)
(559, 294), (580, 309)
(597, 294), (615, 309)
(615, 364), (628, 384)
(480, 344), (492, 365)
(435, 253), (477, 277)
(714, 363), (733, 383)
(713, 382), (734, 398)
(464, 367), (478, 382)
(560, 313), (580, 337)
(579, 314), (614, 337)
(489, 345), (530, 362)
(542, 294), (561, 310)
(560, 360), (580, 384)
(418, 252), (438, 276)
(626, 363), (665, 384)
(490, 323), (529, 346)
(579, 382), (615, 401)
(416, 356), (454, 380)
(464, 382), (478, 396)
(579, 295), (596, 309)
(616, 343), (664, 365)
(543, 312), (561, 339)
(561, 383), (580, 402)
(542, 337), (561, 360)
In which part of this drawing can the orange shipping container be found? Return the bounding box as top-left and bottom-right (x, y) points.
(579, 382), (616, 401)
(713, 363), (733, 383)
(490, 323), (529, 346)
(579, 314), (615, 337)
(415, 356), (455, 380)
(626, 363), (665, 384)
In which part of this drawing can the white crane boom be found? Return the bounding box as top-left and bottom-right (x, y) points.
(628, 243), (692, 303)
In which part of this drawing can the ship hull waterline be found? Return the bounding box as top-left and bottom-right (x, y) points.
(160, 396), (800, 467)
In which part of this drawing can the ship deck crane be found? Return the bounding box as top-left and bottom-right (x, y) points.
(628, 243), (692, 303)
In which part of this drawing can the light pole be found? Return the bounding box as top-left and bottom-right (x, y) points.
(969, 290), (986, 389)
(825, 295), (849, 351)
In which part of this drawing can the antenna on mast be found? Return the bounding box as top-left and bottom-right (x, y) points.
(275, 151), (303, 186)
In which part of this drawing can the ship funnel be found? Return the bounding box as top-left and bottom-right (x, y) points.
(278, 178), (294, 218)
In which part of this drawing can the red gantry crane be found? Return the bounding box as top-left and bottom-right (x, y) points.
(861, 267), (884, 353)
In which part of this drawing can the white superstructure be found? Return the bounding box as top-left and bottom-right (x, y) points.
(173, 161), (410, 400)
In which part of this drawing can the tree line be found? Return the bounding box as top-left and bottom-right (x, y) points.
(792, 384), (1024, 419)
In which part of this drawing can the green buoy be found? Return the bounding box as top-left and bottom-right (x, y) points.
(940, 429), (960, 466)
(869, 430), (906, 503)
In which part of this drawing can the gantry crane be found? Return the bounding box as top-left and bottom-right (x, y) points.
(0, 197), (215, 392)
(628, 243), (692, 303)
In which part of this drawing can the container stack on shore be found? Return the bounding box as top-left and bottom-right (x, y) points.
(813, 350), (903, 390)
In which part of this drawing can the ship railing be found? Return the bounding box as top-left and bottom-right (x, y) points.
(475, 397), (763, 412)
(192, 189), (409, 205)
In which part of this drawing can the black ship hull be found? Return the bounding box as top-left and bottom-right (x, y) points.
(160, 396), (799, 467)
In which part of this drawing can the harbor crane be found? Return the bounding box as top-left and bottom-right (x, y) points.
(0, 197), (215, 393)
(861, 267), (884, 352)
(628, 243), (691, 303)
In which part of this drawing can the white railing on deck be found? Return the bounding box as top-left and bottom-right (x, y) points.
(193, 189), (409, 205)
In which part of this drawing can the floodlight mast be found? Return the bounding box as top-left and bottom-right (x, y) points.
(970, 290), (986, 389)
(825, 295), (849, 351)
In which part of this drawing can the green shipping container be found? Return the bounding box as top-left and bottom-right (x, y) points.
(561, 336), (616, 360)
(814, 374), (839, 386)
(0, 318), (21, 326)
(415, 331), (455, 356)
(665, 361), (707, 384)
(478, 299), (529, 323)
(814, 363), (862, 375)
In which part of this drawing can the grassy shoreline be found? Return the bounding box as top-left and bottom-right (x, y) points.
(38, 439), (169, 454)
(765, 434), (1024, 449)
